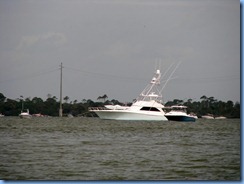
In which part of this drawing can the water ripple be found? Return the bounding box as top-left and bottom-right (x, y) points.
(0, 117), (240, 180)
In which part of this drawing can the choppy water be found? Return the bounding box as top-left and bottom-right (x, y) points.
(0, 117), (240, 180)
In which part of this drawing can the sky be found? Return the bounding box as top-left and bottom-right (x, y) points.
(0, 0), (240, 103)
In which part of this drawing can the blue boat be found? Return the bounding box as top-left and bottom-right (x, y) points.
(164, 105), (198, 122)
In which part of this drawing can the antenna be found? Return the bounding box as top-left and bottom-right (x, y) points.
(159, 59), (161, 71)
(155, 58), (162, 71)
(20, 95), (24, 112)
(160, 61), (182, 93)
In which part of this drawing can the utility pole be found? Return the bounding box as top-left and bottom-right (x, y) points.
(59, 63), (63, 117)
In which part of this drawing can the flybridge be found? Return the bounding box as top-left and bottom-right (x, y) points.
(137, 61), (181, 104)
(137, 69), (162, 102)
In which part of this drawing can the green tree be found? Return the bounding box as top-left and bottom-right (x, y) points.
(4, 99), (19, 116)
(31, 97), (44, 114)
(0, 93), (6, 113)
(64, 96), (69, 103)
(97, 94), (108, 102)
(0, 93), (6, 103)
(232, 102), (240, 118)
(44, 97), (58, 116)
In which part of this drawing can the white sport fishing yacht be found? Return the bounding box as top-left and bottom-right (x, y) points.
(89, 69), (168, 121)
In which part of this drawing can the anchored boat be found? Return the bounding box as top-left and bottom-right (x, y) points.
(19, 109), (32, 119)
(89, 69), (168, 121)
(164, 105), (198, 122)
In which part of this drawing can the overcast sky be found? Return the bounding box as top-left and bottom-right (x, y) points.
(0, 0), (240, 103)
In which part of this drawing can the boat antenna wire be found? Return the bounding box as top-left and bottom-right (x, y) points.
(160, 62), (175, 83)
(159, 61), (182, 94)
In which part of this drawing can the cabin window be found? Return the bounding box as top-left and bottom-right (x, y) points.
(140, 107), (160, 112)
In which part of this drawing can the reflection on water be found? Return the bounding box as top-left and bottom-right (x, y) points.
(0, 117), (240, 180)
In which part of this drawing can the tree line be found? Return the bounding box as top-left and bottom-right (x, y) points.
(0, 93), (240, 118)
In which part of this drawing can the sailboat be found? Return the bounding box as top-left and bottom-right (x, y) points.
(89, 69), (168, 121)
(19, 109), (32, 119)
(19, 99), (31, 119)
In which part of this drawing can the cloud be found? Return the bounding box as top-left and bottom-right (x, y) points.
(17, 32), (67, 50)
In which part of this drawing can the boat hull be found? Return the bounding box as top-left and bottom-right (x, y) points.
(19, 109), (31, 119)
(93, 110), (168, 121)
(215, 116), (227, 119)
(165, 115), (196, 122)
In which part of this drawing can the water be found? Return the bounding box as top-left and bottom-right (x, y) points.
(0, 117), (240, 180)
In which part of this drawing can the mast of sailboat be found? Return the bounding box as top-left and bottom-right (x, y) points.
(59, 63), (63, 117)
(20, 95), (24, 113)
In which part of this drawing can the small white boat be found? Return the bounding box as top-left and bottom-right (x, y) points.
(0, 113), (4, 117)
(33, 113), (46, 117)
(202, 114), (215, 119)
(215, 116), (227, 119)
(68, 114), (74, 118)
(89, 69), (168, 121)
(164, 105), (198, 122)
(19, 109), (32, 119)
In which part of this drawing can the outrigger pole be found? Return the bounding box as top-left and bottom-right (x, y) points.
(59, 62), (63, 117)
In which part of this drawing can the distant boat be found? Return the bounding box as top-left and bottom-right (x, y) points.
(68, 114), (74, 118)
(202, 114), (227, 119)
(0, 113), (4, 117)
(214, 116), (227, 119)
(89, 69), (168, 121)
(201, 114), (215, 119)
(19, 98), (31, 119)
(164, 105), (198, 122)
(19, 109), (31, 119)
(33, 113), (45, 117)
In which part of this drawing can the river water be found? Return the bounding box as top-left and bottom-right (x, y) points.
(0, 117), (240, 180)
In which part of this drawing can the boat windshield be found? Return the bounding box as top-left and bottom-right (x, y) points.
(171, 106), (187, 113)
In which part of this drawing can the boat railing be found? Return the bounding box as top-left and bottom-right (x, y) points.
(88, 107), (108, 111)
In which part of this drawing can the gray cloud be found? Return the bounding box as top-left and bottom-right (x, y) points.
(17, 32), (67, 50)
